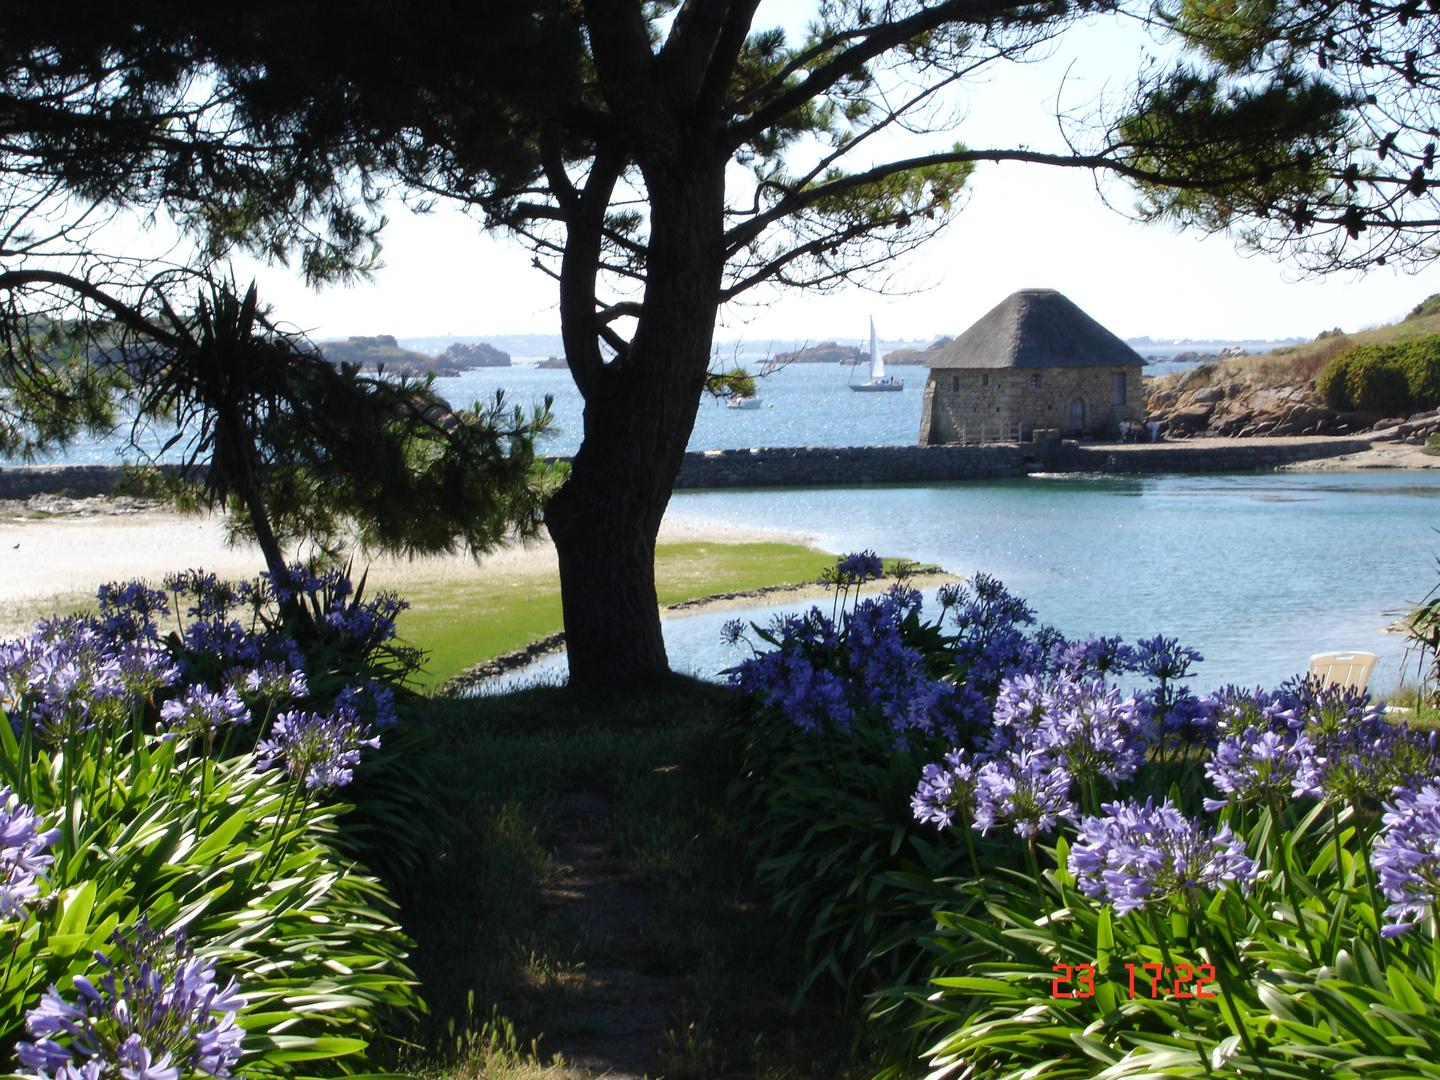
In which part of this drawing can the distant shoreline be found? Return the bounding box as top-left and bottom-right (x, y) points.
(1, 434), (1433, 507)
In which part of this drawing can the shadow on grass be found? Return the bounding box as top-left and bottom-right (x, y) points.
(382, 675), (864, 1080)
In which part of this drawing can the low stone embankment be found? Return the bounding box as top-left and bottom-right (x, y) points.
(0, 435), (1398, 499)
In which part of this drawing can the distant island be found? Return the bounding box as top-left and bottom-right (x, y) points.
(536, 356), (568, 369)
(318, 335), (511, 376)
(882, 337), (954, 365)
(773, 341), (867, 365)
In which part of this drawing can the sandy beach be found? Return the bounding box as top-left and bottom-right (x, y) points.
(0, 494), (825, 637)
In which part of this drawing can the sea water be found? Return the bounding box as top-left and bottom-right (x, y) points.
(480, 471), (1440, 696)
(23, 354), (1213, 464)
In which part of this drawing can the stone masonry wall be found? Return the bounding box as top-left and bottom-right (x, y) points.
(0, 435), (1377, 498)
(920, 366), (1143, 444)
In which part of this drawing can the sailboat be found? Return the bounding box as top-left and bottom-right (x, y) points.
(850, 318), (903, 391)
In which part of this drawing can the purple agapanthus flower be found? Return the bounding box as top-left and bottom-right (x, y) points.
(229, 662), (308, 703)
(971, 749), (1076, 838)
(1135, 636), (1203, 683)
(990, 674), (1149, 784)
(1069, 797), (1256, 915)
(912, 748), (980, 830)
(0, 787), (59, 920)
(16, 918), (244, 1080)
(95, 582), (170, 643)
(1203, 726), (1322, 810)
(1049, 635), (1138, 677)
(158, 687), (251, 742)
(1373, 783), (1440, 937)
(334, 680), (398, 728)
(831, 551), (884, 584)
(256, 710), (381, 790)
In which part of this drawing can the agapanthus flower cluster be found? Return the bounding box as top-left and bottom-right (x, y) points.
(1158, 688), (1217, 751)
(261, 564), (349, 605)
(163, 571), (254, 621)
(1203, 726), (1322, 809)
(16, 918), (244, 1080)
(912, 748), (979, 830)
(827, 551), (884, 585)
(971, 749), (1077, 838)
(0, 787), (59, 919)
(1049, 635), (1138, 677)
(229, 662), (308, 704)
(990, 674), (1149, 785)
(256, 710), (381, 790)
(0, 621), (176, 743)
(1069, 797), (1256, 915)
(95, 583), (169, 644)
(321, 592), (408, 651)
(333, 680), (398, 728)
(949, 575), (1056, 697)
(1134, 636), (1204, 684)
(178, 617), (304, 676)
(158, 687), (250, 743)
(844, 586), (961, 737)
(1373, 783), (1440, 937)
(730, 617), (855, 733)
(730, 591), (953, 736)
(1202, 685), (1298, 737)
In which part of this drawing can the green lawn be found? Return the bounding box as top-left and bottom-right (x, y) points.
(390, 540), (838, 689)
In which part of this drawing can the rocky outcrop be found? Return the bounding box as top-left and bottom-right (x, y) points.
(1145, 380), (1377, 439)
(319, 335), (464, 376)
(536, 355), (568, 369)
(883, 336), (954, 365)
(773, 341), (867, 364)
(436, 342), (510, 368)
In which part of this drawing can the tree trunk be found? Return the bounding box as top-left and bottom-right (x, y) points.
(545, 160), (724, 690)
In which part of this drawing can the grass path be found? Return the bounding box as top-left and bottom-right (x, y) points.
(389, 541), (839, 690)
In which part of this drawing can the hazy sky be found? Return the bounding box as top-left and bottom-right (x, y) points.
(222, 2), (1440, 347)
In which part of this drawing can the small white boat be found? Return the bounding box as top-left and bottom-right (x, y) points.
(726, 394), (763, 409)
(851, 318), (903, 392)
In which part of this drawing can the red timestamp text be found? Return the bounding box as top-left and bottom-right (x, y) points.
(1050, 963), (1219, 999)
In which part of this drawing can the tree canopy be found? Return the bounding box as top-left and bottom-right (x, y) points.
(0, 0), (1419, 686)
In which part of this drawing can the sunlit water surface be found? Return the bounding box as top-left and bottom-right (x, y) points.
(481, 472), (1440, 697)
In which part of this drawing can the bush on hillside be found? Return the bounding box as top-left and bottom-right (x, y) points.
(1407, 293), (1440, 320)
(1317, 333), (1440, 412)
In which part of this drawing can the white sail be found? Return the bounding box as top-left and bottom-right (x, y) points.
(870, 318), (885, 380)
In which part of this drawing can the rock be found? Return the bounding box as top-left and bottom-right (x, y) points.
(1190, 386), (1226, 404)
(1165, 405), (1216, 436)
(1175, 366), (1214, 392)
(537, 356), (569, 368)
(436, 342), (511, 368)
(1268, 404), (1333, 436)
(1148, 389), (1180, 409)
(1210, 410), (1254, 437)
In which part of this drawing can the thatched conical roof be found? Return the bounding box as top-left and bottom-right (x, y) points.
(927, 289), (1144, 369)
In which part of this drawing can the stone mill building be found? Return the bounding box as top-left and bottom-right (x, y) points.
(918, 288), (1145, 445)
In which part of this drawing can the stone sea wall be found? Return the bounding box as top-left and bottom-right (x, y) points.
(0, 435), (1380, 498)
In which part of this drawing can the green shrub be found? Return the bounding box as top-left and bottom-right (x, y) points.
(1407, 293), (1440, 320)
(1317, 334), (1440, 412)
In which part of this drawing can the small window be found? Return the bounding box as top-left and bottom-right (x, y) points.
(980, 373), (990, 388)
(952, 375), (961, 392)
(1112, 372), (1127, 406)
(1030, 373), (1042, 389)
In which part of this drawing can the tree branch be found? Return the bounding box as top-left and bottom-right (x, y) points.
(0, 269), (184, 349)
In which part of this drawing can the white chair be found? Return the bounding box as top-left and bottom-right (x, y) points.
(1308, 651), (1378, 692)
